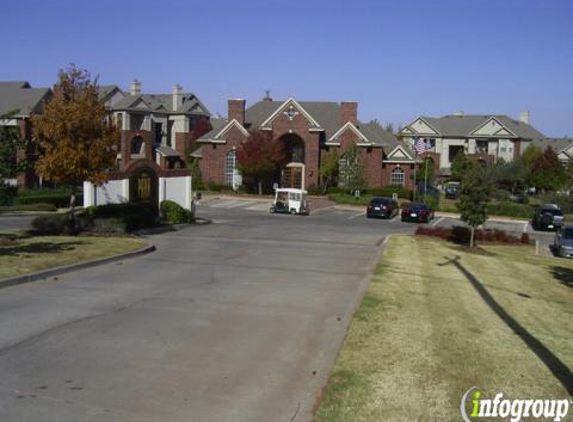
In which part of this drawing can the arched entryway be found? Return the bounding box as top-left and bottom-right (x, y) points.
(279, 134), (306, 189)
(129, 167), (158, 206)
(279, 133), (305, 164)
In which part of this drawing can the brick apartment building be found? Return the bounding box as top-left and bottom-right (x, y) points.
(194, 96), (417, 190)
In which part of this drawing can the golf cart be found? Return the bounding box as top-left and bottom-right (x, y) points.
(270, 188), (310, 215)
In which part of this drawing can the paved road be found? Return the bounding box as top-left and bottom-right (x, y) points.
(0, 202), (561, 421)
(0, 206), (414, 422)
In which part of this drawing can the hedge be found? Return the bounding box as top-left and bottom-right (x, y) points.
(0, 185), (18, 206)
(160, 200), (193, 224)
(84, 203), (157, 231)
(415, 225), (530, 245)
(15, 188), (83, 208)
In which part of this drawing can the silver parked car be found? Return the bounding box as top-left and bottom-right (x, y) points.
(554, 226), (573, 258)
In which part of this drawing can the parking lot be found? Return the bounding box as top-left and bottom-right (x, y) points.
(198, 196), (557, 256)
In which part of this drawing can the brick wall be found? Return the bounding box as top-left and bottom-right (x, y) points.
(200, 125), (248, 185)
(271, 111), (321, 187)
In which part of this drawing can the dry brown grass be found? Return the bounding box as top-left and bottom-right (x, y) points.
(314, 236), (573, 422)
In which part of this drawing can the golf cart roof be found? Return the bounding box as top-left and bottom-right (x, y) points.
(275, 188), (307, 194)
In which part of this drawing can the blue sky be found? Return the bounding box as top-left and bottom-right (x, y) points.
(2, 0), (572, 136)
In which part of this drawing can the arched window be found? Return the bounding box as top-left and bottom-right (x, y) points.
(391, 167), (405, 186)
(130, 136), (144, 156)
(225, 149), (236, 186)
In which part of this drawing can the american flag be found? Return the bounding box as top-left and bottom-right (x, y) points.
(414, 138), (427, 155)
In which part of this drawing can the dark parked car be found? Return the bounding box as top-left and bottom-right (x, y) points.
(401, 201), (435, 223)
(554, 226), (573, 258)
(444, 182), (460, 200)
(532, 204), (564, 231)
(366, 197), (399, 219)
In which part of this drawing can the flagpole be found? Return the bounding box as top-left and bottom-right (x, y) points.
(413, 150), (418, 203)
(424, 155), (428, 202)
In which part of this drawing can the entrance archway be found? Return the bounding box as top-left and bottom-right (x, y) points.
(279, 133), (305, 164)
(129, 167), (158, 206)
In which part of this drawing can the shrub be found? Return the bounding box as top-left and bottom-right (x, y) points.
(415, 225), (529, 245)
(325, 186), (345, 195)
(306, 185), (324, 196)
(0, 185), (18, 206)
(84, 203), (157, 231)
(486, 202), (534, 219)
(30, 214), (74, 235)
(367, 187), (413, 199)
(160, 200), (193, 224)
(15, 187), (83, 208)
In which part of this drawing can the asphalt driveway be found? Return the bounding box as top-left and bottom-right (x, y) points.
(0, 207), (406, 422)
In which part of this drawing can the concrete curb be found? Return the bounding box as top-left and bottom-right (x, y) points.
(0, 241), (156, 290)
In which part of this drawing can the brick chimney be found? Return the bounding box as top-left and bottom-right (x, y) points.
(172, 84), (183, 111)
(340, 101), (358, 125)
(130, 79), (141, 96)
(228, 99), (246, 124)
(519, 110), (531, 125)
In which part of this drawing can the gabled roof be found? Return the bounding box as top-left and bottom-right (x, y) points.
(110, 92), (210, 116)
(196, 118), (238, 143)
(156, 145), (181, 157)
(534, 137), (573, 154)
(0, 81), (51, 117)
(244, 99), (342, 138)
(402, 114), (546, 141)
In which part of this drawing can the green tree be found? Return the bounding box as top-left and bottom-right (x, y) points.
(339, 144), (366, 194)
(415, 157), (435, 186)
(491, 158), (527, 194)
(0, 112), (26, 183)
(529, 146), (567, 192)
(458, 164), (493, 248)
(32, 65), (120, 229)
(450, 150), (477, 181)
(319, 148), (339, 193)
(522, 143), (543, 169)
(187, 157), (203, 190)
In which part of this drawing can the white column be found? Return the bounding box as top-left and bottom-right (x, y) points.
(185, 176), (192, 210)
(83, 181), (94, 207)
(122, 179), (130, 202)
(159, 177), (166, 204)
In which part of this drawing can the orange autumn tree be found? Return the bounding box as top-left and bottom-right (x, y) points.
(32, 65), (120, 227)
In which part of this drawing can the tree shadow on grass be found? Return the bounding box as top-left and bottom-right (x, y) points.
(0, 241), (87, 257)
(550, 265), (573, 289)
(438, 255), (573, 397)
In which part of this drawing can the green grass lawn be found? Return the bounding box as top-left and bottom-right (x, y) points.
(314, 236), (573, 422)
(0, 234), (147, 280)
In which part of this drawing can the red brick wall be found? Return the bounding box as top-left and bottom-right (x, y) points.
(271, 112), (321, 188)
(340, 102), (357, 125)
(337, 127), (385, 188)
(381, 163), (415, 190)
(228, 99), (246, 124)
(200, 125), (248, 185)
(120, 130), (153, 170)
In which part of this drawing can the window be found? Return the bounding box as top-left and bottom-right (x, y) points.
(424, 138), (436, 150)
(391, 167), (405, 187)
(130, 136), (144, 155)
(476, 140), (488, 154)
(449, 145), (465, 163)
(225, 149), (236, 186)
